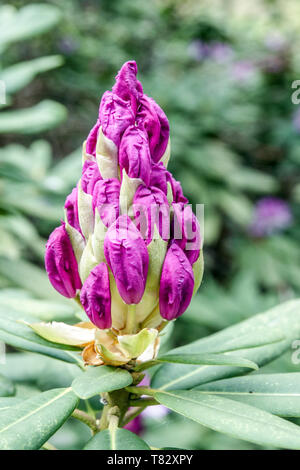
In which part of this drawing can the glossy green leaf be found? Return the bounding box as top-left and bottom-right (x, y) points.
(0, 397), (22, 412)
(196, 373), (300, 417)
(0, 305), (82, 364)
(84, 428), (150, 450)
(0, 388), (78, 450)
(155, 390), (300, 450)
(0, 374), (15, 397)
(156, 353), (258, 370)
(72, 366), (133, 399)
(0, 100), (67, 134)
(152, 299), (300, 390)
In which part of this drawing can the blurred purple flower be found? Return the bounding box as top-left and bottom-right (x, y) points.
(292, 108), (300, 133)
(249, 197), (292, 238)
(232, 61), (255, 82)
(124, 415), (144, 436)
(188, 40), (233, 63)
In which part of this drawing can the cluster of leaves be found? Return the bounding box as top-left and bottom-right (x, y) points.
(0, 0), (300, 450)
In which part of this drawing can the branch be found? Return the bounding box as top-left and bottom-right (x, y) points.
(72, 409), (98, 434)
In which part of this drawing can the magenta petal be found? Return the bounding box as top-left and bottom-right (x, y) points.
(80, 263), (112, 329)
(166, 172), (188, 204)
(112, 60), (143, 115)
(104, 215), (149, 304)
(99, 91), (135, 147)
(137, 95), (169, 163)
(64, 186), (81, 233)
(159, 244), (194, 320)
(45, 224), (82, 298)
(92, 178), (120, 227)
(82, 160), (102, 195)
(124, 415), (144, 436)
(86, 120), (100, 157)
(133, 185), (170, 244)
(119, 125), (151, 185)
(172, 203), (201, 265)
(150, 162), (168, 195)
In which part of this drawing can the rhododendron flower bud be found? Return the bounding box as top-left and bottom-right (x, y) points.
(64, 186), (81, 233)
(81, 160), (102, 195)
(80, 263), (111, 329)
(119, 125), (151, 185)
(159, 243), (194, 320)
(92, 178), (120, 227)
(133, 185), (170, 243)
(42, 60), (203, 368)
(104, 215), (149, 304)
(172, 202), (202, 265)
(45, 223), (82, 298)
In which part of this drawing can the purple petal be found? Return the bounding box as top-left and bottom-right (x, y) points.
(159, 244), (194, 320)
(112, 60), (143, 115)
(150, 162), (168, 195)
(45, 224), (82, 298)
(99, 91), (135, 147)
(104, 215), (149, 304)
(80, 263), (112, 329)
(137, 95), (169, 163)
(92, 178), (121, 227)
(172, 203), (201, 265)
(166, 172), (188, 204)
(81, 160), (102, 195)
(86, 120), (100, 157)
(119, 125), (151, 185)
(124, 415), (144, 436)
(64, 186), (81, 233)
(133, 185), (170, 244)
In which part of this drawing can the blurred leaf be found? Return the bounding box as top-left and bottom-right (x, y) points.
(154, 390), (300, 450)
(0, 374), (14, 397)
(0, 397), (21, 411)
(72, 366), (133, 399)
(0, 100), (67, 134)
(0, 388), (78, 450)
(84, 428), (150, 450)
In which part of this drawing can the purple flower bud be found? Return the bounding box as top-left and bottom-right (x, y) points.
(80, 263), (112, 329)
(172, 203), (201, 265)
(159, 244), (194, 320)
(64, 186), (81, 233)
(124, 415), (144, 436)
(92, 178), (120, 227)
(133, 185), (170, 244)
(99, 91), (135, 147)
(137, 95), (169, 163)
(104, 215), (149, 304)
(86, 121), (100, 157)
(81, 160), (102, 195)
(150, 162), (168, 195)
(45, 224), (82, 298)
(119, 125), (151, 186)
(112, 60), (143, 115)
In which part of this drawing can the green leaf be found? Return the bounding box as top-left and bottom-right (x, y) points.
(0, 397), (21, 411)
(84, 428), (150, 450)
(0, 4), (61, 49)
(72, 366), (133, 399)
(0, 388), (78, 450)
(1, 56), (63, 95)
(154, 390), (300, 450)
(151, 299), (300, 390)
(0, 305), (82, 364)
(0, 374), (15, 397)
(156, 353), (258, 370)
(0, 100), (67, 134)
(196, 373), (300, 417)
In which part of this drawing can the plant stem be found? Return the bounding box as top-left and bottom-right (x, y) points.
(129, 398), (159, 407)
(125, 304), (136, 334)
(72, 409), (98, 434)
(125, 386), (157, 397)
(122, 406), (146, 427)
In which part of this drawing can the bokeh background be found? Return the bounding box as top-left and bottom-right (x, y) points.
(1, 0), (300, 449)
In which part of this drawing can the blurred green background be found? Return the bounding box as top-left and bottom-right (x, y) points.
(0, 0), (300, 449)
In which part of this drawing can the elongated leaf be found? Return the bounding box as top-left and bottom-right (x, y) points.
(156, 353), (258, 370)
(1, 56), (63, 95)
(0, 397), (22, 411)
(84, 428), (150, 450)
(0, 388), (78, 450)
(0, 100), (67, 134)
(154, 390), (300, 450)
(72, 366), (133, 399)
(0, 374), (15, 397)
(152, 300), (300, 390)
(0, 4), (61, 49)
(196, 373), (300, 417)
(0, 305), (82, 364)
